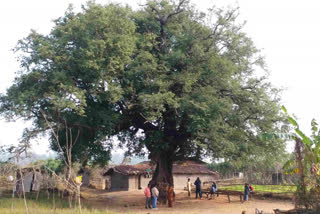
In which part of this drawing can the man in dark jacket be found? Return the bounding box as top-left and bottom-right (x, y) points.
(194, 177), (202, 199)
(243, 183), (250, 203)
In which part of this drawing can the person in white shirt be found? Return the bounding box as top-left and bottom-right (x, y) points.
(187, 178), (192, 197)
(151, 185), (159, 209)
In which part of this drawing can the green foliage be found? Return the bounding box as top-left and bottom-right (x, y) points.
(208, 162), (235, 176)
(33, 158), (63, 174)
(220, 184), (296, 194)
(282, 106), (320, 211)
(0, 3), (135, 165)
(208, 147), (290, 183)
(0, 1), (284, 167)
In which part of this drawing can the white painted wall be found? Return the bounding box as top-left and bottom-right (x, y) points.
(173, 174), (219, 190)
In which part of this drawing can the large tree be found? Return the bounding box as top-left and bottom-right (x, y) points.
(0, 0), (284, 196)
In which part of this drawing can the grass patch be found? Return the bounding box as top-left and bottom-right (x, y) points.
(220, 185), (296, 193)
(0, 192), (118, 214)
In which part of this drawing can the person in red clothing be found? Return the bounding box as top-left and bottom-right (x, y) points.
(168, 185), (174, 207)
(249, 184), (254, 193)
(144, 184), (152, 209)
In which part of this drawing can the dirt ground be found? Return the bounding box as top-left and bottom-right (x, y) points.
(81, 188), (294, 214)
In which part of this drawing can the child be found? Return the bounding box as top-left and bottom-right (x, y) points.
(249, 184), (254, 193)
(210, 182), (217, 199)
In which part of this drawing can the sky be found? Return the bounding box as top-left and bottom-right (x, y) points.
(1, 0), (320, 158)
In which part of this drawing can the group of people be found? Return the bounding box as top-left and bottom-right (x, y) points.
(188, 177), (253, 203)
(187, 177), (217, 199)
(144, 178), (254, 209)
(144, 184), (159, 209)
(144, 183), (174, 209)
(243, 183), (254, 203)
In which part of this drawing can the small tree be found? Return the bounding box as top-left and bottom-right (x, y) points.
(41, 110), (82, 212)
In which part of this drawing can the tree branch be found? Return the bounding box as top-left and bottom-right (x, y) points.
(166, 0), (186, 22)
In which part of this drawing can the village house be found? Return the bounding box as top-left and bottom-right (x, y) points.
(15, 167), (43, 193)
(80, 166), (112, 190)
(104, 160), (219, 191)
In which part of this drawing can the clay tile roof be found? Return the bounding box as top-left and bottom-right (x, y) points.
(105, 160), (218, 176)
(111, 164), (151, 175)
(172, 160), (218, 175)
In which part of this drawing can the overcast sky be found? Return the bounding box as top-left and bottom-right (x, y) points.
(1, 0), (320, 156)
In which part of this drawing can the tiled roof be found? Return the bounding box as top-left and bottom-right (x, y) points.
(113, 164), (150, 175)
(105, 160), (218, 176)
(172, 160), (217, 175)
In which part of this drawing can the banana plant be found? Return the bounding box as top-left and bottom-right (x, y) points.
(281, 106), (320, 210)
(282, 106), (320, 174)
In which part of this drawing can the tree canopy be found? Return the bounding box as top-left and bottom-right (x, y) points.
(0, 0), (284, 185)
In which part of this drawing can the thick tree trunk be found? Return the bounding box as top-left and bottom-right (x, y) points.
(150, 152), (174, 205)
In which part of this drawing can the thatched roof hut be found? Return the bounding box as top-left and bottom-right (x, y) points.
(80, 166), (113, 190)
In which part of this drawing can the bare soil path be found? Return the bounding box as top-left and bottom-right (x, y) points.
(81, 188), (294, 214)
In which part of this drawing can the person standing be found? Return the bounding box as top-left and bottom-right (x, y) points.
(168, 185), (174, 207)
(187, 178), (192, 197)
(243, 183), (250, 203)
(151, 185), (159, 209)
(194, 177), (202, 199)
(144, 184), (152, 209)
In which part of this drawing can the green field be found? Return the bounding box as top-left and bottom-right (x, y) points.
(220, 185), (296, 193)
